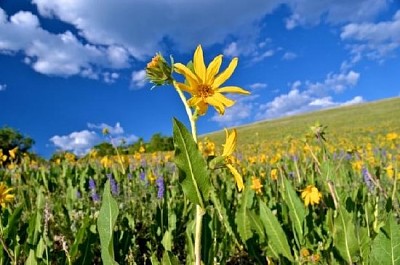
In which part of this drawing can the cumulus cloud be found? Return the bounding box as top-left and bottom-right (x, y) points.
(0, 83), (6, 91)
(341, 10), (400, 64)
(50, 130), (100, 156)
(223, 39), (275, 64)
(131, 70), (147, 89)
(50, 122), (138, 155)
(0, 9), (128, 77)
(256, 70), (361, 120)
(285, 0), (388, 29)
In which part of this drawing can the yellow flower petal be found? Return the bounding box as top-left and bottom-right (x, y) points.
(222, 129), (237, 157)
(206, 96), (226, 115)
(227, 164), (244, 192)
(193, 45), (206, 81)
(212, 93), (235, 107)
(173, 81), (195, 93)
(213, 57), (238, 88)
(218, 86), (250, 95)
(174, 63), (200, 86)
(206, 54), (223, 83)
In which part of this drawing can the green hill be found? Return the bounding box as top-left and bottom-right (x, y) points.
(203, 97), (400, 145)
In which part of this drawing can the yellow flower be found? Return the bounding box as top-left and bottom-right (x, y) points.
(139, 145), (146, 153)
(9, 146), (18, 159)
(222, 129), (243, 192)
(0, 182), (14, 208)
(100, 156), (112, 168)
(270, 168), (278, 180)
(250, 176), (263, 194)
(386, 164), (394, 178)
(173, 45), (250, 115)
(301, 185), (322, 206)
(386, 132), (398, 141)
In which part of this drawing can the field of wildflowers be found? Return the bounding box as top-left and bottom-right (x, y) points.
(0, 46), (399, 264)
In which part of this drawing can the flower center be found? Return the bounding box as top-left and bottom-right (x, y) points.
(197, 84), (214, 98)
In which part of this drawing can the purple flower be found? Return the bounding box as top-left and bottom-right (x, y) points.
(127, 173), (133, 180)
(89, 179), (96, 191)
(76, 190), (81, 199)
(362, 167), (374, 191)
(91, 192), (100, 202)
(108, 174), (119, 195)
(156, 176), (165, 199)
(140, 171), (146, 181)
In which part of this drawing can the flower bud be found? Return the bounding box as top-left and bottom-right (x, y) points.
(146, 53), (173, 86)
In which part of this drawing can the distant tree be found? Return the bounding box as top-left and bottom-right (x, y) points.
(147, 133), (174, 152)
(0, 127), (34, 152)
(92, 142), (115, 156)
(0, 127), (34, 163)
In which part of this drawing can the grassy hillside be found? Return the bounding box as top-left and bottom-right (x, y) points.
(203, 97), (400, 146)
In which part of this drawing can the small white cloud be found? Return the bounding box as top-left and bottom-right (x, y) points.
(103, 72), (119, 83)
(223, 42), (240, 57)
(50, 130), (100, 156)
(249, 82), (267, 89)
(251, 49), (274, 63)
(131, 70), (147, 89)
(10, 11), (40, 28)
(341, 96), (364, 106)
(0, 83), (6, 91)
(87, 122), (124, 135)
(51, 122), (138, 155)
(282, 52), (297, 60)
(211, 95), (258, 127)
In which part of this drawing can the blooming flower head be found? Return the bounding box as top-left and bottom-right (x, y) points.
(250, 176), (263, 194)
(221, 129), (243, 192)
(173, 45), (250, 115)
(301, 185), (322, 206)
(8, 146), (18, 160)
(0, 182), (14, 208)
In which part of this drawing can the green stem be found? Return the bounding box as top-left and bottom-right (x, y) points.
(175, 87), (203, 265)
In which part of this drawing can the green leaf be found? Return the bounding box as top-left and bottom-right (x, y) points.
(235, 187), (254, 242)
(210, 189), (239, 246)
(161, 230), (173, 251)
(282, 178), (305, 243)
(97, 180), (119, 265)
(172, 118), (210, 208)
(25, 249), (37, 265)
(70, 217), (90, 258)
(259, 200), (294, 261)
(161, 251), (180, 265)
(333, 206), (358, 264)
(370, 213), (400, 265)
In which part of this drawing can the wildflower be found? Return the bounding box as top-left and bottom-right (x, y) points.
(385, 164), (395, 178)
(222, 129), (244, 191)
(146, 53), (173, 86)
(148, 170), (157, 184)
(173, 45), (250, 115)
(386, 132), (398, 141)
(0, 182), (14, 208)
(8, 146), (18, 159)
(140, 171), (146, 182)
(300, 248), (310, 258)
(270, 168), (278, 180)
(156, 176), (165, 199)
(301, 185), (322, 206)
(107, 174), (119, 195)
(362, 167), (374, 191)
(88, 179), (100, 202)
(139, 145), (146, 153)
(250, 176), (263, 194)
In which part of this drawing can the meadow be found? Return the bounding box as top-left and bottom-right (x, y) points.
(0, 97), (399, 264)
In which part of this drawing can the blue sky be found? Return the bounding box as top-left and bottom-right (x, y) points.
(0, 0), (399, 158)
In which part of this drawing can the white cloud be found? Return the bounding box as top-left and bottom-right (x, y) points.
(341, 10), (400, 63)
(256, 70), (361, 120)
(50, 130), (100, 156)
(0, 83), (6, 91)
(0, 9), (127, 77)
(285, 0), (388, 29)
(342, 96), (365, 106)
(211, 95), (259, 126)
(249, 82), (268, 89)
(103, 72), (119, 84)
(50, 122), (138, 155)
(131, 70), (147, 89)
(87, 122), (124, 135)
(223, 40), (275, 64)
(282, 51), (297, 60)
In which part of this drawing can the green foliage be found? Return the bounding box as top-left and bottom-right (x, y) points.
(172, 118), (211, 208)
(97, 180), (119, 265)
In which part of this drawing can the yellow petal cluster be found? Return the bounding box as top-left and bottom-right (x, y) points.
(301, 185), (322, 206)
(222, 129), (244, 192)
(0, 182), (14, 208)
(173, 45), (250, 115)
